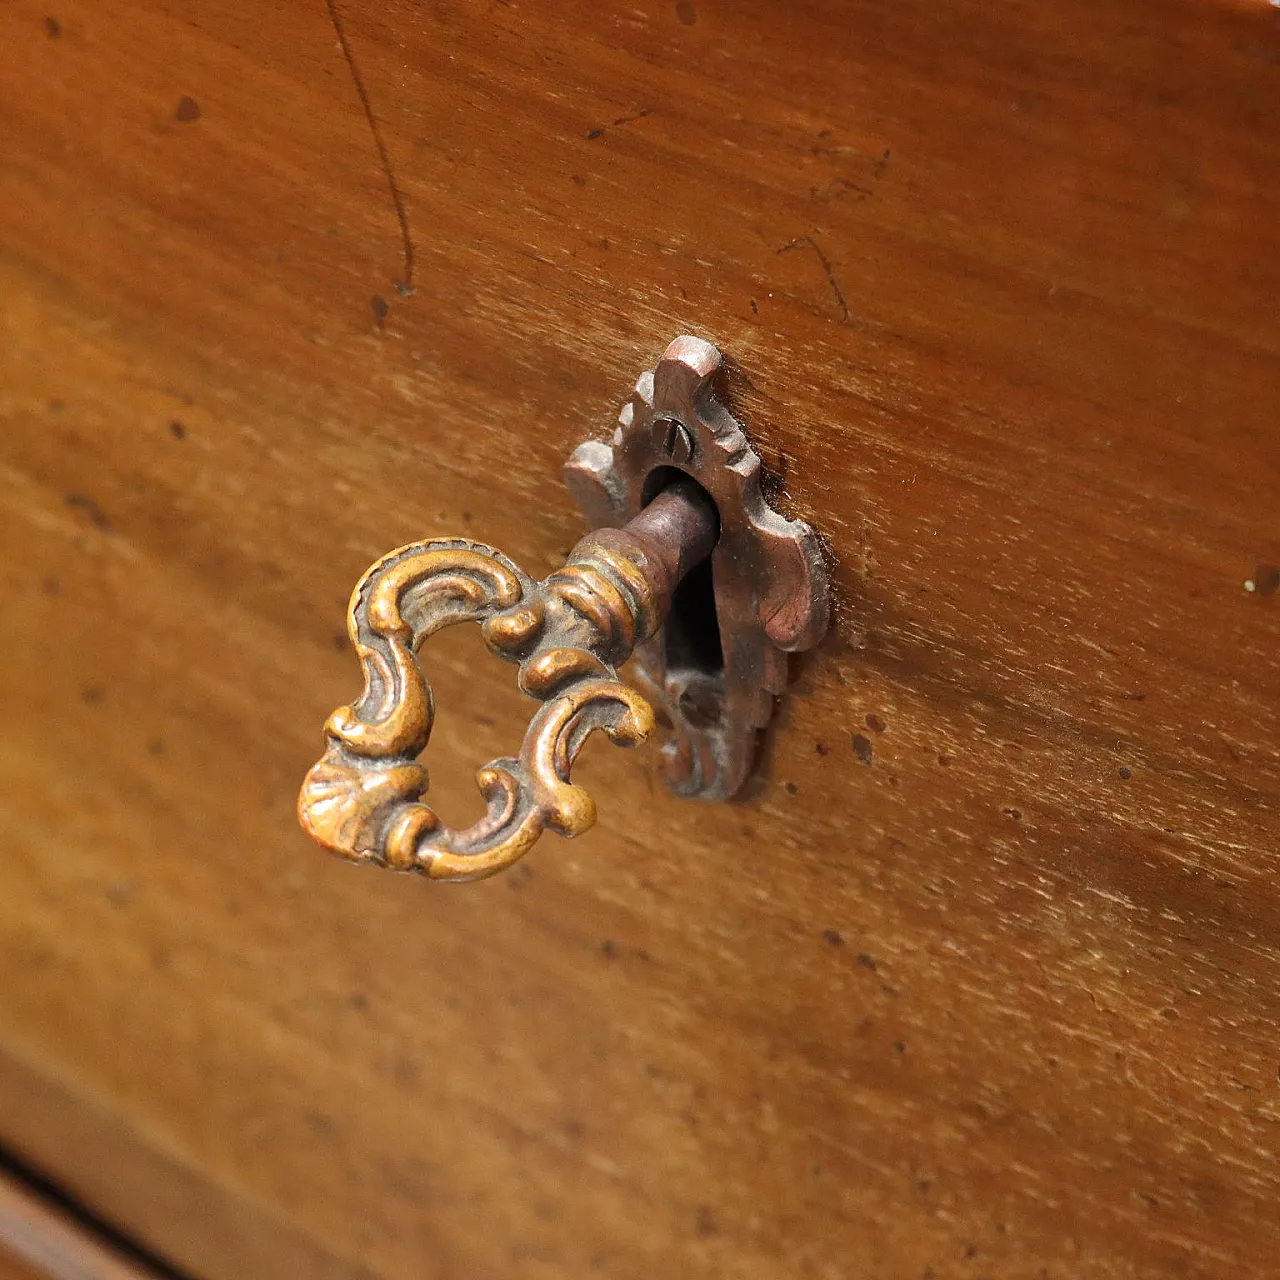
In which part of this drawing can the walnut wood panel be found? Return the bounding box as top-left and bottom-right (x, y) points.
(0, 1), (1278, 1278)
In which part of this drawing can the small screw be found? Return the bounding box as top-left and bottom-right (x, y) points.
(663, 420), (694, 464)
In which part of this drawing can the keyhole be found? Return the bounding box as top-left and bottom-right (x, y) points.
(642, 467), (724, 706)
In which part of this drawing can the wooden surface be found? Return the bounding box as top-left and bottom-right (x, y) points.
(1, 0), (1279, 1277)
(0, 1249), (49, 1280)
(0, 1246), (52, 1280)
(0, 1169), (162, 1280)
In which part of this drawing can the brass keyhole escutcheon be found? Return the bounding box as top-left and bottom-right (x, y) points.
(298, 337), (828, 881)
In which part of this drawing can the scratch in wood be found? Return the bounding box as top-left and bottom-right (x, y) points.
(810, 177), (874, 203)
(323, 0), (415, 295)
(777, 234), (850, 323)
(586, 109), (652, 140)
(64, 492), (110, 530)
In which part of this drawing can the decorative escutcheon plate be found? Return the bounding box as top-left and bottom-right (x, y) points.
(565, 336), (829, 802)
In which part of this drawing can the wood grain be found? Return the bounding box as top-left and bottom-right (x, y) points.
(0, 0), (1278, 1277)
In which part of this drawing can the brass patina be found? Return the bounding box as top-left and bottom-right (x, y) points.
(299, 337), (827, 880)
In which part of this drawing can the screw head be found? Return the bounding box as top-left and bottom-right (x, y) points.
(662, 419), (694, 464)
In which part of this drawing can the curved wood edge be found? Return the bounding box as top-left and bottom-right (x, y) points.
(0, 1169), (169, 1280)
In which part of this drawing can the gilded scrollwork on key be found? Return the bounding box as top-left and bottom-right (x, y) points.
(298, 537), (666, 882)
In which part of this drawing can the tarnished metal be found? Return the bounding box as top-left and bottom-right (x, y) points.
(565, 335), (829, 801)
(298, 336), (828, 881)
(298, 482), (718, 881)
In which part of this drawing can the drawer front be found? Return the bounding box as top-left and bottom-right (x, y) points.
(1, 1), (1277, 1277)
